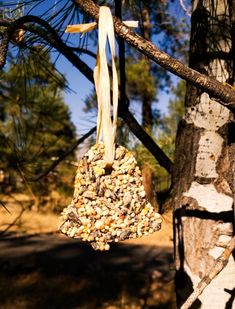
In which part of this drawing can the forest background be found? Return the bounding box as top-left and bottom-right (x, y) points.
(0, 0), (189, 212)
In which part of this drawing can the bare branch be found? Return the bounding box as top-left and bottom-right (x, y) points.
(0, 194), (25, 236)
(0, 199), (11, 214)
(180, 236), (235, 309)
(74, 0), (235, 109)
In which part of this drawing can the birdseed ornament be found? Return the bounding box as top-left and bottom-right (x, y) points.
(59, 6), (162, 251)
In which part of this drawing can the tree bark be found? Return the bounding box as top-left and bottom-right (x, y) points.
(173, 0), (235, 307)
(141, 6), (154, 133)
(142, 165), (159, 210)
(140, 5), (159, 209)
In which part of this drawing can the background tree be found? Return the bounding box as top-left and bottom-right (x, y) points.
(135, 80), (186, 211)
(0, 48), (77, 209)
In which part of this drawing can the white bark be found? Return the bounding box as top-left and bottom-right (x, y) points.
(183, 182), (233, 213)
(199, 256), (235, 308)
(175, 0), (235, 307)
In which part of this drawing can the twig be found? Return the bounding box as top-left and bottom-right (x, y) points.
(0, 199), (11, 214)
(0, 207), (25, 236)
(68, 47), (97, 59)
(180, 236), (235, 309)
(0, 194), (26, 236)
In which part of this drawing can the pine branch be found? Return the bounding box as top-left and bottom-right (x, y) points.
(0, 16), (94, 81)
(73, 0), (235, 110)
(180, 236), (235, 309)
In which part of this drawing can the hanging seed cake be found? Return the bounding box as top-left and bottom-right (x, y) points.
(59, 143), (162, 251)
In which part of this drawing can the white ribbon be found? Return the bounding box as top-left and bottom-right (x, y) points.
(66, 7), (138, 167)
(94, 6), (118, 167)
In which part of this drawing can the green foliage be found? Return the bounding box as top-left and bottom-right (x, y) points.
(134, 142), (171, 193)
(133, 80), (185, 192)
(0, 48), (77, 202)
(157, 80), (185, 159)
(126, 58), (156, 102)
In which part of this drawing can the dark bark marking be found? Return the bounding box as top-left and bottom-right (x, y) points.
(172, 121), (202, 206)
(175, 207), (234, 223)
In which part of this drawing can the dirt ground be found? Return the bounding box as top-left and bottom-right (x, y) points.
(0, 194), (175, 309)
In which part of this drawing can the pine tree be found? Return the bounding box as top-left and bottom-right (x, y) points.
(0, 48), (76, 204)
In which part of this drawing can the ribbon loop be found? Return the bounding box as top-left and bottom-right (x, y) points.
(94, 6), (118, 167)
(65, 7), (138, 167)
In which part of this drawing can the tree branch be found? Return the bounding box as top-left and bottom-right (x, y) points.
(68, 47), (97, 59)
(115, 0), (127, 108)
(0, 199), (11, 214)
(0, 16), (173, 175)
(0, 194), (25, 236)
(74, 0), (235, 110)
(0, 30), (11, 69)
(0, 16), (94, 81)
(121, 109), (174, 174)
(180, 236), (235, 309)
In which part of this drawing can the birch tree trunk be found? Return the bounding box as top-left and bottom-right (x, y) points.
(173, 0), (235, 307)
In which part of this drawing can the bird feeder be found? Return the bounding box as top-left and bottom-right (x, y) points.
(59, 6), (162, 250)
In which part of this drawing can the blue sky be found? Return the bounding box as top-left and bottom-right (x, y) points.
(4, 0), (188, 136)
(55, 53), (96, 134)
(54, 50), (179, 135)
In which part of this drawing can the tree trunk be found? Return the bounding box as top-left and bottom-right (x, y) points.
(140, 5), (159, 209)
(173, 0), (235, 307)
(142, 165), (159, 209)
(141, 6), (153, 134)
